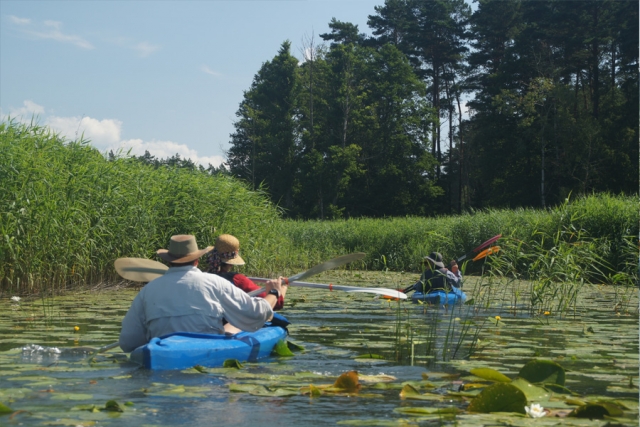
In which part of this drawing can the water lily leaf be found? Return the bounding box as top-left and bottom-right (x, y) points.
(354, 353), (385, 360)
(510, 377), (551, 401)
(308, 384), (322, 397)
(399, 384), (443, 401)
(332, 371), (361, 393)
(286, 340), (305, 352)
(42, 419), (96, 426)
(337, 419), (417, 426)
(0, 401), (13, 414)
(104, 400), (123, 412)
(517, 360), (565, 386)
(229, 383), (261, 393)
(272, 340), (294, 357)
(569, 402), (624, 419)
(470, 368), (511, 383)
(358, 374), (396, 383)
(461, 383), (489, 391)
(51, 393), (94, 400)
(447, 389), (482, 397)
(467, 382), (527, 414)
(399, 383), (420, 398)
(394, 406), (460, 415)
(70, 404), (100, 412)
(223, 359), (244, 369)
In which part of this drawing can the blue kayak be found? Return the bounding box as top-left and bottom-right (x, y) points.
(130, 317), (289, 370)
(411, 287), (467, 305)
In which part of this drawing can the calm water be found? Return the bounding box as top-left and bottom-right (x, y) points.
(1, 273), (638, 426)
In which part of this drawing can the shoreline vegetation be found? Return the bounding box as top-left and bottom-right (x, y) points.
(1, 121), (638, 296)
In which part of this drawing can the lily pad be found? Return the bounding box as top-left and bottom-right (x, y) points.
(0, 401), (13, 414)
(467, 382), (527, 414)
(223, 359), (244, 369)
(569, 402), (624, 419)
(272, 340), (294, 357)
(517, 359), (565, 386)
(470, 367), (511, 383)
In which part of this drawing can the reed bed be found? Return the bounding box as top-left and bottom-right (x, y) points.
(0, 121), (288, 294)
(276, 193), (638, 282)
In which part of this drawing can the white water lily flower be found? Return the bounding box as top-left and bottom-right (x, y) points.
(11, 296), (21, 302)
(525, 403), (546, 418)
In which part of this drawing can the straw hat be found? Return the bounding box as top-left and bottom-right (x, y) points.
(423, 252), (445, 268)
(156, 235), (213, 263)
(214, 234), (245, 265)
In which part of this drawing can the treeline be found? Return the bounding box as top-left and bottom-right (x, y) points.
(226, 0), (638, 219)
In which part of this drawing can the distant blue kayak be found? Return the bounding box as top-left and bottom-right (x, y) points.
(411, 287), (467, 305)
(130, 317), (289, 370)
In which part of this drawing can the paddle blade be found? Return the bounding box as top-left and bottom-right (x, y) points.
(472, 246), (500, 262)
(288, 252), (366, 282)
(472, 234), (502, 253)
(114, 258), (168, 282)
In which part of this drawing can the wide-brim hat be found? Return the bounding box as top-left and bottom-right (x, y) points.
(214, 234), (245, 265)
(157, 234), (213, 263)
(423, 251), (445, 268)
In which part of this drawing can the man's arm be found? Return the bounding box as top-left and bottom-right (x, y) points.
(119, 294), (147, 353)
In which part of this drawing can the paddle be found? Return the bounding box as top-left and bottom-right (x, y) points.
(114, 253), (404, 299)
(247, 278), (407, 300)
(114, 252), (366, 284)
(456, 234), (502, 263)
(84, 341), (120, 362)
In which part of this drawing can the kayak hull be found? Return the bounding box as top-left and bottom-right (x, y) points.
(411, 287), (467, 305)
(129, 326), (288, 370)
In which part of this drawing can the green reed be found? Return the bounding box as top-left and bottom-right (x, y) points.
(0, 121), (288, 294)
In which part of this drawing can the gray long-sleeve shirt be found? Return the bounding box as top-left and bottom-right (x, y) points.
(119, 266), (273, 352)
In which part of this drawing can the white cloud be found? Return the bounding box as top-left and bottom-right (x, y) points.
(9, 15), (31, 25)
(9, 17), (94, 49)
(202, 65), (222, 77)
(116, 139), (225, 168)
(46, 115), (122, 147)
(132, 41), (160, 57)
(2, 101), (224, 167)
(43, 20), (62, 29)
(6, 100), (45, 118)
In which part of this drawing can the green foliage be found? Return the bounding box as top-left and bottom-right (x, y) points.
(0, 121), (285, 293)
(274, 193), (637, 279)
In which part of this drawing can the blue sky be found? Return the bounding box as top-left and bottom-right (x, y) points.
(1, 1), (382, 167)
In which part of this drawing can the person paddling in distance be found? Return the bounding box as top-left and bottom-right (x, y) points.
(118, 234), (284, 353)
(405, 252), (458, 294)
(206, 234), (287, 310)
(448, 259), (463, 288)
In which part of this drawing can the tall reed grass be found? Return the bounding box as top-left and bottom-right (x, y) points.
(0, 121), (287, 294)
(276, 194), (638, 284)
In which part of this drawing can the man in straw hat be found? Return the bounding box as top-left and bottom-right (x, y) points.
(207, 234), (287, 310)
(119, 234), (285, 353)
(406, 252), (459, 294)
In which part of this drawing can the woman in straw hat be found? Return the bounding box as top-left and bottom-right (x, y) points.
(207, 234), (287, 310)
(119, 234), (284, 353)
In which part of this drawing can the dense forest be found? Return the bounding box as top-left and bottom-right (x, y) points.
(222, 0), (638, 219)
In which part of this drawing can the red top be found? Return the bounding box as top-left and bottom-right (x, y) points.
(220, 272), (285, 311)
